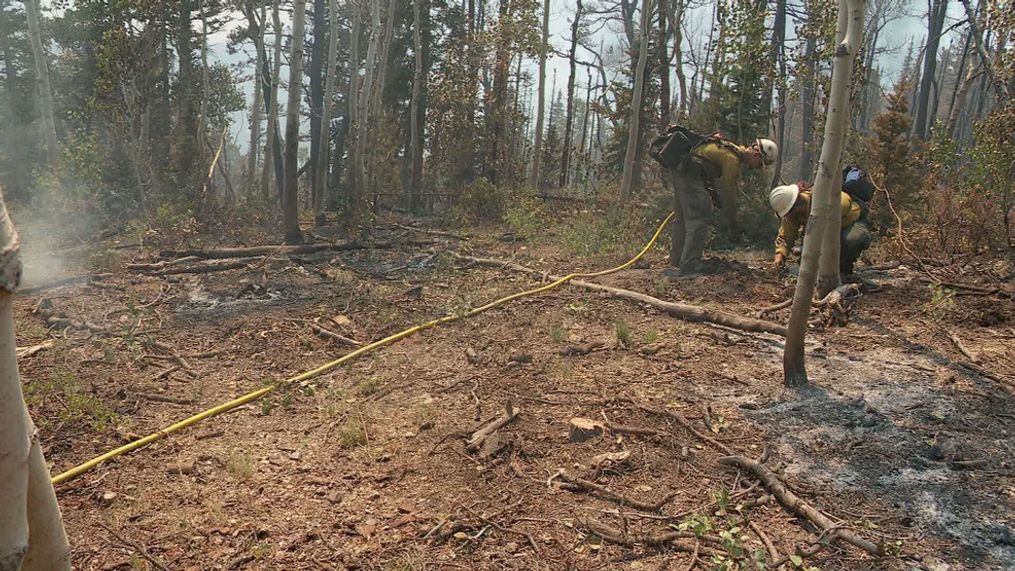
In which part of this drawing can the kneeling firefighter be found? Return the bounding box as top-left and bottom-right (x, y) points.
(649, 125), (778, 277)
(768, 167), (874, 276)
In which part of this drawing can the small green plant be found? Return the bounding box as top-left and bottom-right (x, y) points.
(676, 512), (714, 537)
(356, 377), (382, 397)
(337, 418), (368, 448)
(925, 284), (956, 315)
(225, 451), (255, 480)
(615, 320), (633, 348)
(260, 398), (274, 416)
(23, 369), (118, 431)
(788, 554), (822, 570)
(641, 329), (658, 344)
(549, 324), (567, 343)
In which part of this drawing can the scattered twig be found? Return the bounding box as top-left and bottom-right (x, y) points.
(749, 521), (782, 569)
(581, 520), (717, 553)
(718, 455), (883, 556)
(939, 326), (980, 363)
(461, 505), (539, 553)
(625, 401), (735, 456)
(390, 222), (469, 240)
(136, 392), (196, 405)
(97, 522), (170, 571)
(299, 320), (363, 347)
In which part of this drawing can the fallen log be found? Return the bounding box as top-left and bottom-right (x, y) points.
(718, 455), (883, 556)
(160, 240), (381, 260)
(153, 259), (251, 275)
(453, 254), (786, 336)
(466, 400), (519, 453)
(16, 339), (55, 358)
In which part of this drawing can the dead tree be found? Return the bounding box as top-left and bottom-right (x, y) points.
(786, 0), (866, 386)
(560, 0), (583, 188)
(620, 0), (653, 199)
(529, 0), (551, 188)
(283, 0), (308, 244)
(913, 0), (947, 140)
(315, 0), (339, 226)
(409, 0), (426, 212)
(23, 0), (59, 166)
(0, 187), (71, 570)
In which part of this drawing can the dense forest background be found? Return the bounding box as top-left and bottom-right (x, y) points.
(1, 0), (1012, 252)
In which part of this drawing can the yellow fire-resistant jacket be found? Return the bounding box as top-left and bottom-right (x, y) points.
(690, 141), (746, 228)
(775, 190), (863, 258)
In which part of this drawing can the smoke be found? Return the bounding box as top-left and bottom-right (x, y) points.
(9, 186), (99, 289)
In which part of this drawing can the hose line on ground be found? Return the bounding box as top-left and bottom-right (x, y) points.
(51, 212), (675, 486)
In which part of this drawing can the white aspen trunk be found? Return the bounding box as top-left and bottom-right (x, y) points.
(409, 0), (424, 212)
(347, 7), (362, 212)
(315, 0), (340, 225)
(529, 0), (550, 188)
(261, 0), (283, 198)
(355, 0), (381, 215)
(620, 0), (653, 199)
(785, 0), (865, 386)
(283, 0), (308, 243)
(0, 188), (70, 571)
(23, 0), (59, 167)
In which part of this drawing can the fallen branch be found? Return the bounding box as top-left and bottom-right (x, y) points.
(628, 402), (735, 456)
(461, 505), (539, 553)
(940, 326), (980, 363)
(390, 223), (469, 240)
(749, 520), (782, 569)
(719, 455), (883, 556)
(301, 320), (363, 347)
(561, 340), (605, 356)
(466, 400), (519, 453)
(159, 240), (419, 261)
(131, 259), (252, 276)
(454, 254), (786, 336)
(20, 273), (115, 295)
(98, 523), (170, 571)
(758, 298), (793, 317)
(582, 520), (718, 553)
(554, 471), (675, 512)
(16, 339), (55, 358)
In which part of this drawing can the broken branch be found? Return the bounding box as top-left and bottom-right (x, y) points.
(718, 455), (883, 556)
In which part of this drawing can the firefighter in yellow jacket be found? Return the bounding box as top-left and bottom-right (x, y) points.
(768, 183), (873, 276)
(665, 137), (778, 277)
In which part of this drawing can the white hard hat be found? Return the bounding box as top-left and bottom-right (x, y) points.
(769, 184), (800, 218)
(755, 138), (778, 166)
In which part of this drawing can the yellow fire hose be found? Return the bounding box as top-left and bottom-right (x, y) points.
(51, 212), (674, 486)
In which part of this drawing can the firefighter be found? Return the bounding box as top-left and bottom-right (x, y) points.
(768, 182), (873, 276)
(663, 137), (778, 278)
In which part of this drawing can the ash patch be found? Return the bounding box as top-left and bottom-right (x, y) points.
(746, 352), (1015, 569)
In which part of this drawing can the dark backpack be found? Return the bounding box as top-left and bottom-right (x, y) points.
(842, 165), (875, 203)
(649, 125), (711, 168)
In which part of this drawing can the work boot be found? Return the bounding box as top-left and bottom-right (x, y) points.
(663, 263), (702, 279)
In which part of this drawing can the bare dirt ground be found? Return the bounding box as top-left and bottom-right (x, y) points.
(13, 214), (1015, 570)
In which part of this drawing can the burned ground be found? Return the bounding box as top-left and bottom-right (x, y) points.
(13, 220), (1015, 570)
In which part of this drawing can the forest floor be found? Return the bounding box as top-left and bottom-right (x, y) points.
(12, 211), (1015, 571)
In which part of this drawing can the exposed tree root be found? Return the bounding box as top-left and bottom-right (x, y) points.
(718, 455), (884, 557)
(620, 401), (735, 456)
(454, 254), (786, 336)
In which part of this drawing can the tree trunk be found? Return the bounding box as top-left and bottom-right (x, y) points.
(786, 0), (865, 386)
(261, 0), (284, 199)
(914, 0), (946, 141)
(354, 0), (380, 218)
(799, 33), (817, 181)
(308, 0), (326, 212)
(959, 0), (1007, 100)
(247, 0), (265, 193)
(657, 0), (670, 125)
(347, 7), (362, 214)
(283, 0), (307, 244)
(315, 0), (339, 226)
(0, 187), (71, 571)
(771, 0), (787, 182)
(560, 0), (582, 188)
(529, 0), (550, 188)
(198, 0), (210, 170)
(24, 0), (59, 167)
(665, 0), (687, 118)
(409, 0), (425, 213)
(620, 0), (653, 199)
